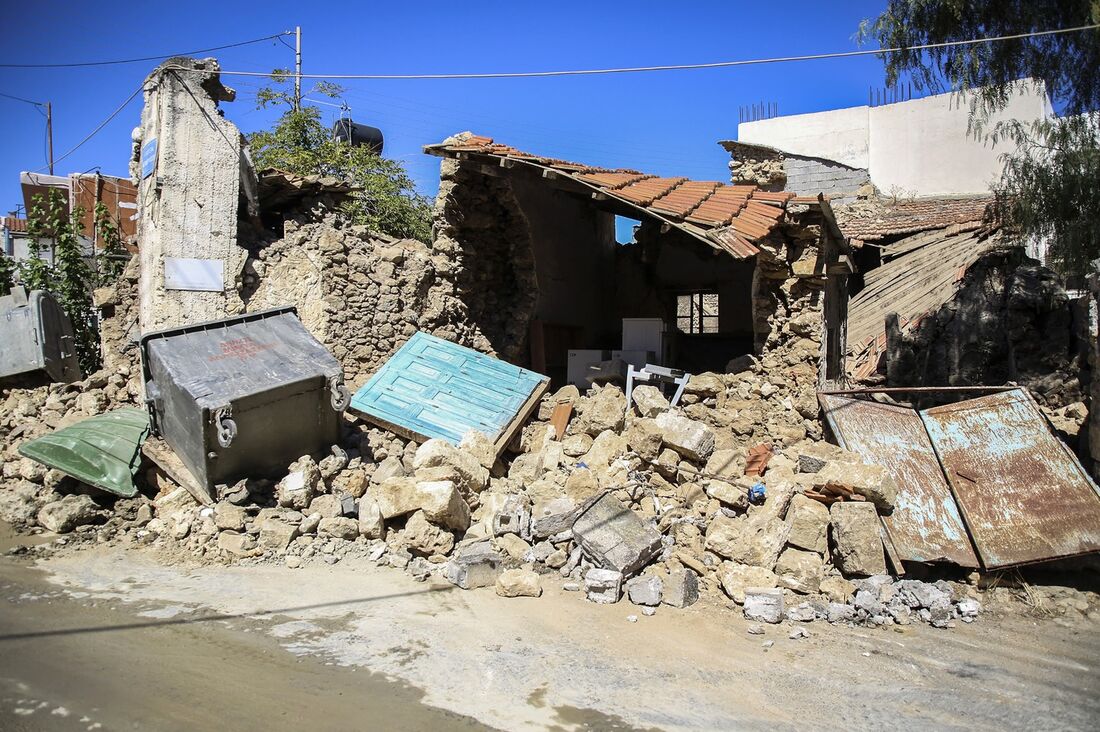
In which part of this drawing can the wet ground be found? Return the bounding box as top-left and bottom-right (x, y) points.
(1, 523), (1098, 731)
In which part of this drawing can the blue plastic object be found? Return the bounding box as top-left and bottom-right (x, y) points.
(748, 481), (766, 505)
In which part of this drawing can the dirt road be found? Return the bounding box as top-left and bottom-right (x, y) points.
(1, 525), (1098, 730)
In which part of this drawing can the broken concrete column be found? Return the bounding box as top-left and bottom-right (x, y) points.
(584, 568), (623, 604)
(743, 588), (785, 623)
(445, 542), (503, 589)
(571, 493), (662, 576)
(133, 57), (253, 333)
(662, 570), (699, 608)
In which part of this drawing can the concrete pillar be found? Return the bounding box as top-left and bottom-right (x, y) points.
(132, 56), (251, 333)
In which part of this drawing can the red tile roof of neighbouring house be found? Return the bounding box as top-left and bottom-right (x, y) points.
(835, 195), (997, 243)
(2, 216), (27, 233)
(425, 134), (840, 259)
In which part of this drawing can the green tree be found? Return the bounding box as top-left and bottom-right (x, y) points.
(0, 252), (14, 294)
(861, 1), (1100, 277)
(248, 71), (432, 242)
(93, 201), (129, 286)
(23, 189), (100, 374)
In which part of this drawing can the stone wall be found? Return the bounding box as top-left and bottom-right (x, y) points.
(432, 159), (538, 364)
(244, 213), (482, 391)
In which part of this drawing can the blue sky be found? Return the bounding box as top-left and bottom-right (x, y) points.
(0, 1), (895, 218)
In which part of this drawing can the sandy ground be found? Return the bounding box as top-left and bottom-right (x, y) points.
(1, 524), (1099, 731)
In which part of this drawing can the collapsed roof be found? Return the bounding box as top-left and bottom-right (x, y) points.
(425, 134), (843, 259)
(835, 194), (997, 244)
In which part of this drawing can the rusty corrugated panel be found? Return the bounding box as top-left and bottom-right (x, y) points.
(820, 394), (979, 567)
(920, 389), (1100, 569)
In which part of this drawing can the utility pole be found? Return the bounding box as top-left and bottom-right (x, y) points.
(294, 26), (302, 112)
(46, 101), (54, 175)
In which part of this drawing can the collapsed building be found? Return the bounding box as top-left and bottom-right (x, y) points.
(2, 57), (1100, 630)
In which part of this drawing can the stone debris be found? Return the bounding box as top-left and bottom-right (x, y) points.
(496, 568), (542, 598)
(0, 156), (1089, 637)
(743, 588), (785, 624)
(585, 568), (623, 604)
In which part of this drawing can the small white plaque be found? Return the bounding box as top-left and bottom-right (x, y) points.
(164, 257), (224, 292)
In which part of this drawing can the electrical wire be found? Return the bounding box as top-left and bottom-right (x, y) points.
(0, 90), (45, 106)
(0, 31), (293, 69)
(33, 85), (144, 172)
(167, 24), (1099, 80)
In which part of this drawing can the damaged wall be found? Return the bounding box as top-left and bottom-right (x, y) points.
(131, 57), (252, 333)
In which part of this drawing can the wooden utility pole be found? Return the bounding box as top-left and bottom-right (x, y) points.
(46, 101), (54, 175)
(294, 26), (302, 112)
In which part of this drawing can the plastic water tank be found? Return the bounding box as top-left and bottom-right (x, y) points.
(332, 119), (384, 154)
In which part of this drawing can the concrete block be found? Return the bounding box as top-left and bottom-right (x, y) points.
(625, 575), (663, 606)
(584, 568), (623, 604)
(531, 497), (578, 539)
(444, 542), (503, 589)
(743, 588), (785, 624)
(572, 493), (662, 576)
(662, 570), (699, 608)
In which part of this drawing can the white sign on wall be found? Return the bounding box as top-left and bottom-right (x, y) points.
(164, 257), (224, 292)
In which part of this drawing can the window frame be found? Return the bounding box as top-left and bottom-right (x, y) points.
(675, 291), (719, 335)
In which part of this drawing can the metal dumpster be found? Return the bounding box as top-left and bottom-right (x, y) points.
(0, 286), (82, 385)
(140, 307), (349, 491)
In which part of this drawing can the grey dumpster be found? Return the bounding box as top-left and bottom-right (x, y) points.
(140, 307), (349, 492)
(0, 286), (82, 386)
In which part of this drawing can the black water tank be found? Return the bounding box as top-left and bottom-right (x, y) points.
(332, 119), (384, 154)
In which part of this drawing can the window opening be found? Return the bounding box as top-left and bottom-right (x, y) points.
(676, 292), (719, 334)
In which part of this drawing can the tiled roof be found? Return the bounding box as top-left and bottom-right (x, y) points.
(846, 226), (1010, 380)
(835, 195), (996, 243)
(424, 134), (815, 259)
(2, 216), (27, 233)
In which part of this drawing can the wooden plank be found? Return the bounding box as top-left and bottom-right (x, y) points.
(549, 403), (573, 440)
(142, 436), (214, 506)
(492, 377), (550, 458)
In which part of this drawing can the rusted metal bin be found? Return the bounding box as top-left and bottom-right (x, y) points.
(140, 307), (349, 492)
(0, 286), (81, 385)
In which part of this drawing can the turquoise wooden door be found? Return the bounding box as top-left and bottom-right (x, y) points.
(350, 332), (548, 445)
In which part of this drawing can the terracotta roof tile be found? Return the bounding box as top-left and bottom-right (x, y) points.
(2, 216), (27, 233)
(424, 134), (808, 259)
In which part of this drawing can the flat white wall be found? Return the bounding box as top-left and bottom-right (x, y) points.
(740, 106), (870, 169)
(737, 82), (1052, 197)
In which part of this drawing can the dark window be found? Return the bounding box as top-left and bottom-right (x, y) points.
(676, 292), (719, 334)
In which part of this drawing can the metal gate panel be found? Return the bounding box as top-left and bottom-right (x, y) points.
(920, 389), (1100, 569)
(820, 394), (979, 567)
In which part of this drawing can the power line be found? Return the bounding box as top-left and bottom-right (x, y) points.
(34, 85), (144, 172)
(165, 24), (1099, 80)
(0, 31), (293, 69)
(0, 90), (45, 106)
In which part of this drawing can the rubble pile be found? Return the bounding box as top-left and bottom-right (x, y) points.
(1, 352), (1029, 630)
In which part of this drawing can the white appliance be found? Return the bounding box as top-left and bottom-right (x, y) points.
(612, 349), (656, 371)
(621, 318), (667, 365)
(567, 349), (610, 387)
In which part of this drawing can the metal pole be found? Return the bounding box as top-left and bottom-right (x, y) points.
(294, 26), (302, 112)
(818, 385), (1019, 396)
(46, 101), (54, 175)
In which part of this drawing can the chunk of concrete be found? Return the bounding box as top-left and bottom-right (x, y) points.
(445, 542), (503, 589)
(584, 568), (623, 604)
(492, 495), (530, 538)
(318, 516), (360, 541)
(571, 493), (662, 576)
(403, 510), (454, 557)
(358, 496), (385, 539)
(531, 497), (579, 539)
(786, 493), (829, 553)
(495, 568), (542, 598)
(257, 517), (299, 552)
(371, 476), (421, 519)
(743, 588), (784, 624)
(276, 455), (320, 511)
(654, 411), (715, 462)
(217, 530), (257, 556)
(662, 569), (699, 608)
(625, 575), (663, 606)
(307, 494), (343, 519)
(830, 501), (886, 577)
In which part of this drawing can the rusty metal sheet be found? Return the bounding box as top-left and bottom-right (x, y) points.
(920, 389), (1100, 569)
(820, 394), (979, 567)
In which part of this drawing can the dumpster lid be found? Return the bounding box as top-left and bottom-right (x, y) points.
(140, 307), (343, 408)
(18, 408), (150, 497)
